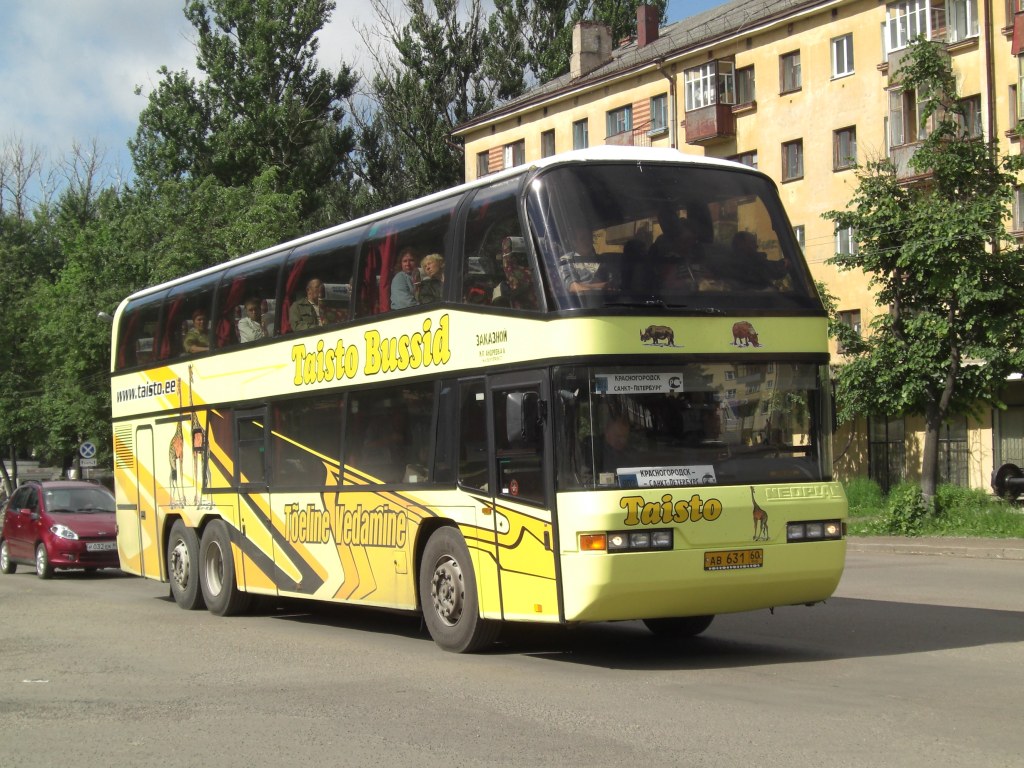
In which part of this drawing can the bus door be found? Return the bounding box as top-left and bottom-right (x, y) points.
(483, 372), (559, 620)
(134, 425), (161, 578)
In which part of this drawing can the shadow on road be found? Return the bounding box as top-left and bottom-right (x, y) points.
(251, 595), (1024, 668)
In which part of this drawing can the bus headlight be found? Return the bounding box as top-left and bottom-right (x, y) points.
(787, 520), (844, 542)
(583, 529), (673, 552)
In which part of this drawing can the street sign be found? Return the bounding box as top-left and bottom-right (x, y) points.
(79, 442), (96, 459)
(80, 458), (98, 468)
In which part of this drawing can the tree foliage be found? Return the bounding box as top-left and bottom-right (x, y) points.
(823, 39), (1024, 499)
(130, 0), (359, 220)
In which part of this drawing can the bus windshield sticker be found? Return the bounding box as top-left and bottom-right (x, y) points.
(617, 466), (717, 488)
(594, 373), (684, 394)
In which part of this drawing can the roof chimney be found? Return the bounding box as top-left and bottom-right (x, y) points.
(571, 21), (613, 79)
(637, 4), (659, 47)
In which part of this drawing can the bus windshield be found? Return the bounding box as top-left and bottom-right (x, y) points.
(526, 161), (819, 311)
(554, 363), (832, 491)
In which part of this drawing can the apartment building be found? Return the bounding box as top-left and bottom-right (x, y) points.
(453, 0), (1024, 491)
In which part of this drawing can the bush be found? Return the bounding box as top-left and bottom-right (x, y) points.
(844, 477), (884, 515)
(876, 483), (930, 536)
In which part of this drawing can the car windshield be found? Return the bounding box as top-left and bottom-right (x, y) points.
(553, 363), (833, 491)
(44, 487), (115, 513)
(526, 161), (819, 312)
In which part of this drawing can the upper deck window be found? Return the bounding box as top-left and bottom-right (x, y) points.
(525, 161), (820, 312)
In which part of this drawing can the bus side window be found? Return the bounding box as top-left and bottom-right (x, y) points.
(458, 381), (488, 491)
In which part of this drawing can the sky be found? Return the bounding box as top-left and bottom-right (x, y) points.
(0, 1), (710, 192)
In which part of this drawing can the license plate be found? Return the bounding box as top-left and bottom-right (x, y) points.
(704, 548), (763, 571)
(86, 541), (117, 552)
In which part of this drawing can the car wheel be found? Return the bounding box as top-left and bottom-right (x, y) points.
(167, 520), (205, 610)
(199, 519), (251, 616)
(0, 540), (16, 574)
(35, 543), (54, 579)
(419, 526), (499, 653)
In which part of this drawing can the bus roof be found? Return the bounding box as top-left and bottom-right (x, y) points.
(118, 147), (758, 306)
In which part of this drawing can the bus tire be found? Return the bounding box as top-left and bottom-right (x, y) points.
(643, 615), (715, 638)
(420, 527), (499, 653)
(167, 520), (205, 610)
(199, 520), (251, 617)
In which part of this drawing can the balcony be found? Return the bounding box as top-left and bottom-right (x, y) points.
(684, 103), (736, 145)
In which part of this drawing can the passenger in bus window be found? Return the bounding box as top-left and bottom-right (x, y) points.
(418, 253), (444, 304)
(559, 225), (610, 294)
(290, 278), (325, 330)
(718, 231), (791, 288)
(183, 309), (210, 354)
(238, 297), (266, 343)
(390, 247), (419, 309)
(650, 210), (702, 290)
(495, 236), (536, 309)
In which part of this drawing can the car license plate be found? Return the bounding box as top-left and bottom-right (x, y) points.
(704, 548), (763, 571)
(86, 541), (117, 552)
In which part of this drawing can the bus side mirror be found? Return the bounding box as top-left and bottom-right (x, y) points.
(506, 391), (540, 445)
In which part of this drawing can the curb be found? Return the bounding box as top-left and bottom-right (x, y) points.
(847, 537), (1024, 561)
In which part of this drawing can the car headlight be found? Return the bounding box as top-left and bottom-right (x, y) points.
(50, 524), (79, 540)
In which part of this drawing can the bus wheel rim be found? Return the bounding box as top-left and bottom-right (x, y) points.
(430, 555), (464, 627)
(170, 540), (190, 590)
(204, 540), (224, 597)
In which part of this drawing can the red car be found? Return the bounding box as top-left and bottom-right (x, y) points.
(0, 480), (119, 578)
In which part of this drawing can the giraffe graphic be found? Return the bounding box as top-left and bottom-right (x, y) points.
(188, 365), (211, 506)
(751, 486), (769, 541)
(168, 378), (185, 506)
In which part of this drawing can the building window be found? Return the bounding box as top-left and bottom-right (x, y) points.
(938, 416), (969, 486)
(573, 119), (589, 150)
(684, 61), (736, 111)
(782, 139), (804, 181)
(1013, 186), (1024, 232)
(730, 150), (758, 168)
(834, 126), (857, 170)
(650, 94), (668, 133)
(885, 0), (930, 54)
(889, 87), (928, 146)
(947, 0), (978, 43)
(869, 414), (906, 494)
(476, 151), (489, 179)
(957, 95), (982, 138)
(832, 34), (854, 78)
(837, 309), (862, 354)
(1010, 85), (1018, 128)
(793, 224), (806, 253)
(541, 129), (556, 158)
(606, 105), (632, 138)
(736, 66), (755, 104)
(780, 51), (801, 94)
(503, 140), (525, 169)
(836, 225), (858, 255)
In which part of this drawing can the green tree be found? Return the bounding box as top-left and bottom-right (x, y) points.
(130, 0), (359, 221)
(359, 0), (498, 209)
(824, 39), (1024, 501)
(488, 0), (666, 85)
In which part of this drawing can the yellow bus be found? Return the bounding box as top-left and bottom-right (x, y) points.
(111, 147), (846, 652)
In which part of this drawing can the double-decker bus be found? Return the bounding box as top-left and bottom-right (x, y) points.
(111, 146), (846, 652)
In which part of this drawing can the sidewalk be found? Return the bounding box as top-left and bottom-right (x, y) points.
(848, 536), (1024, 560)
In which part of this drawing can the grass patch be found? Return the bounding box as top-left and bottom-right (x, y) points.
(844, 479), (1024, 538)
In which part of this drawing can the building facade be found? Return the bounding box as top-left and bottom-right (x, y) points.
(454, 0), (1024, 492)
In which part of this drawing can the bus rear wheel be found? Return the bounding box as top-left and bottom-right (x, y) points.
(167, 520), (205, 610)
(420, 527), (498, 653)
(643, 615), (715, 638)
(199, 520), (251, 616)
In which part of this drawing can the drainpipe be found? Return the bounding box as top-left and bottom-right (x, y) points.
(984, 0), (996, 142)
(658, 60), (678, 149)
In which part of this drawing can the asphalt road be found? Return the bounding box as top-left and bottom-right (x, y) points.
(0, 543), (1021, 768)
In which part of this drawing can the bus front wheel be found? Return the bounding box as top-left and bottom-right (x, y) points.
(420, 527), (499, 653)
(199, 520), (251, 617)
(167, 520), (204, 610)
(643, 615), (715, 638)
